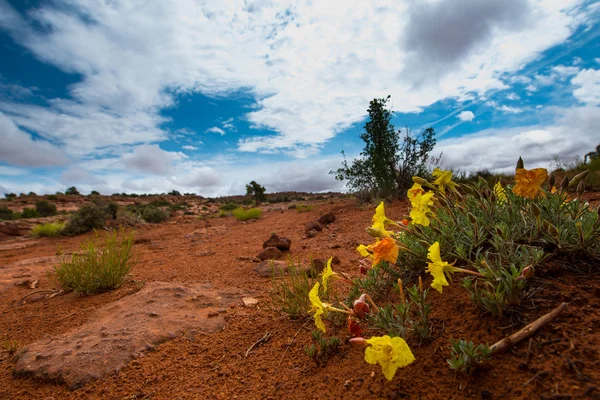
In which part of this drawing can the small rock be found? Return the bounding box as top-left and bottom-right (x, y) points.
(207, 311), (219, 317)
(332, 256), (341, 265)
(311, 259), (328, 274)
(242, 297), (259, 307)
(257, 247), (283, 261)
(304, 220), (323, 233)
(262, 233), (292, 250)
(197, 251), (216, 256)
(317, 212), (336, 225)
(217, 308), (227, 313)
(328, 244), (341, 249)
(306, 229), (319, 238)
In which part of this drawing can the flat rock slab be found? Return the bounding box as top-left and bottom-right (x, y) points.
(0, 256), (58, 293)
(15, 282), (243, 389)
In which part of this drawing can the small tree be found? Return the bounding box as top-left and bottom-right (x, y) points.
(35, 200), (58, 217)
(168, 190), (182, 196)
(4, 193), (16, 200)
(65, 186), (80, 196)
(332, 96), (436, 199)
(90, 190), (100, 196)
(246, 181), (266, 205)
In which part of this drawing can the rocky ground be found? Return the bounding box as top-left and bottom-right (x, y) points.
(0, 197), (599, 399)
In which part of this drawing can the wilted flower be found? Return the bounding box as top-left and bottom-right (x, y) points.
(353, 294), (370, 318)
(308, 282), (328, 332)
(512, 168), (548, 199)
(348, 316), (362, 337)
(432, 168), (458, 193)
(320, 257), (337, 293)
(369, 237), (399, 266)
(364, 335), (415, 380)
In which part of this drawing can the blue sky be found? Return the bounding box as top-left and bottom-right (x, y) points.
(0, 0), (599, 196)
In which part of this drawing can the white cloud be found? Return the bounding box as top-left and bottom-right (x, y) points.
(571, 68), (600, 105)
(206, 127), (226, 135)
(505, 93), (521, 100)
(0, 0), (591, 158)
(438, 106), (600, 173)
(525, 84), (538, 92)
(457, 111), (475, 121)
(121, 144), (187, 175)
(499, 105), (524, 114)
(0, 111), (69, 166)
(182, 145), (198, 150)
(60, 166), (107, 185)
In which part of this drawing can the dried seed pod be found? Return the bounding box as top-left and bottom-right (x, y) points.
(516, 157), (524, 170)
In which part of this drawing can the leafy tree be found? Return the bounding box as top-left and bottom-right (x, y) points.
(35, 200), (58, 217)
(90, 190), (100, 196)
(65, 186), (80, 195)
(168, 190), (182, 196)
(332, 96), (436, 199)
(246, 181), (266, 205)
(4, 192), (16, 200)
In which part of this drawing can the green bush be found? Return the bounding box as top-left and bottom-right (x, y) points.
(62, 201), (117, 236)
(65, 186), (80, 195)
(296, 204), (314, 213)
(35, 200), (58, 217)
(232, 207), (262, 221)
(0, 207), (15, 221)
(31, 222), (65, 237)
(54, 230), (135, 294)
(47, 194), (58, 200)
(220, 202), (238, 211)
(141, 205), (168, 223)
(21, 208), (40, 218)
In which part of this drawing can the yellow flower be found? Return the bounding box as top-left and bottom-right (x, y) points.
(512, 168), (548, 199)
(432, 168), (457, 193)
(320, 257), (337, 293)
(407, 182), (425, 200)
(364, 335), (415, 380)
(308, 282), (328, 332)
(371, 202), (395, 238)
(493, 182), (507, 204)
(356, 244), (372, 258)
(426, 241), (456, 293)
(368, 238), (399, 266)
(409, 191), (435, 226)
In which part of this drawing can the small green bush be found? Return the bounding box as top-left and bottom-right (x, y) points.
(141, 205), (168, 223)
(232, 207), (262, 221)
(0, 207), (15, 221)
(31, 222), (65, 237)
(296, 204), (314, 213)
(63, 201), (117, 235)
(21, 208), (40, 218)
(47, 194), (58, 200)
(220, 202), (238, 211)
(35, 200), (58, 217)
(54, 230), (135, 294)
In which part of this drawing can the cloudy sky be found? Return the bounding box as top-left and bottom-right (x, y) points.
(0, 0), (599, 196)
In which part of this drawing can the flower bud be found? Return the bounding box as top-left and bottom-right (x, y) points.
(576, 181), (584, 198)
(560, 176), (570, 189)
(412, 176), (430, 186)
(522, 265), (535, 279)
(348, 317), (362, 337)
(530, 203), (541, 218)
(353, 294), (370, 318)
(366, 227), (385, 238)
(548, 174), (556, 189)
(358, 261), (369, 275)
(568, 169), (589, 189)
(547, 222), (559, 239)
(349, 337), (367, 346)
(516, 157), (524, 170)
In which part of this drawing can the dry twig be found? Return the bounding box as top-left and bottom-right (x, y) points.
(245, 332), (272, 357)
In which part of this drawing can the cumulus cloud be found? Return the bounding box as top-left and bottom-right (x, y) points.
(182, 145), (198, 150)
(457, 111), (475, 121)
(0, 0), (591, 158)
(121, 144), (186, 175)
(0, 112), (69, 167)
(437, 106), (600, 173)
(60, 166), (107, 185)
(499, 105), (524, 114)
(206, 127), (226, 135)
(571, 68), (600, 105)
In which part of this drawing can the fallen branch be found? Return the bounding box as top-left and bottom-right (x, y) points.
(276, 320), (309, 368)
(490, 302), (567, 355)
(245, 332), (272, 357)
(19, 289), (61, 305)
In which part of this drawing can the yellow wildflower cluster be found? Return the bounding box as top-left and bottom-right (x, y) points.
(356, 202), (400, 268)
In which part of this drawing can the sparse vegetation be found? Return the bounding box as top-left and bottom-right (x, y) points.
(30, 222), (66, 237)
(65, 186), (80, 196)
(140, 205), (169, 223)
(21, 208), (40, 219)
(232, 207), (262, 221)
(54, 230), (135, 294)
(246, 180), (267, 205)
(35, 200), (58, 217)
(0, 207), (15, 221)
(296, 204), (314, 213)
(62, 201), (118, 235)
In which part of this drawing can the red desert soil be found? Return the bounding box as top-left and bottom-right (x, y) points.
(1, 197), (599, 399)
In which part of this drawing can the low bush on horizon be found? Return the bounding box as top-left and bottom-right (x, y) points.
(31, 221), (65, 237)
(296, 204), (314, 213)
(54, 230), (135, 294)
(220, 202), (238, 211)
(232, 207), (262, 221)
(63, 201), (118, 236)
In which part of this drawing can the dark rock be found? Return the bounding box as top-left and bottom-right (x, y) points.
(311, 258), (327, 275)
(262, 233), (292, 250)
(304, 220), (323, 233)
(306, 229), (319, 238)
(257, 247), (283, 261)
(317, 212), (336, 225)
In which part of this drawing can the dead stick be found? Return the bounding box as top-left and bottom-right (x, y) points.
(276, 320), (309, 369)
(19, 289), (59, 303)
(245, 332), (272, 358)
(490, 302), (567, 355)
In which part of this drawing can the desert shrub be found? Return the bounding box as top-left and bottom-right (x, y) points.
(21, 208), (39, 218)
(140, 205), (168, 223)
(54, 230), (134, 294)
(0, 207), (15, 221)
(47, 194), (58, 200)
(269, 262), (316, 318)
(65, 186), (80, 195)
(246, 180), (267, 205)
(90, 190), (100, 196)
(4, 193), (16, 200)
(62, 201), (118, 236)
(30, 222), (65, 237)
(232, 207), (262, 221)
(296, 204), (314, 213)
(220, 202), (238, 211)
(287, 204), (297, 209)
(35, 200), (58, 217)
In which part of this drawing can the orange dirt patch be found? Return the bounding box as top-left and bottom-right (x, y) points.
(0, 198), (599, 399)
